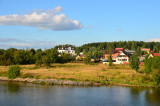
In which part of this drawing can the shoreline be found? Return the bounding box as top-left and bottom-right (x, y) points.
(0, 77), (102, 86)
(0, 77), (141, 87)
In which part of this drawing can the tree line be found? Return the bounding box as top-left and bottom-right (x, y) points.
(76, 41), (160, 54)
(0, 48), (74, 66)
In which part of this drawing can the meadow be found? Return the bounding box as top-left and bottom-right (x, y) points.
(0, 63), (153, 86)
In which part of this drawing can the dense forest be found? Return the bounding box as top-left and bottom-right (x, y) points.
(76, 41), (160, 54)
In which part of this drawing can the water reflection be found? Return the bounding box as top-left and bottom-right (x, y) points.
(0, 81), (159, 106)
(7, 81), (20, 93)
(146, 88), (160, 105)
(130, 87), (144, 95)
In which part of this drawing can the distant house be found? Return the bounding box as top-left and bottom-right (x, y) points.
(141, 48), (151, 54)
(115, 48), (124, 51)
(76, 55), (86, 60)
(116, 52), (130, 64)
(141, 48), (150, 51)
(103, 48), (131, 64)
(148, 53), (160, 58)
(139, 56), (145, 62)
(58, 46), (75, 56)
(125, 50), (135, 54)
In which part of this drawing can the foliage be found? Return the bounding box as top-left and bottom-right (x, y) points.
(108, 54), (112, 66)
(144, 56), (160, 74)
(42, 55), (50, 67)
(76, 41), (160, 53)
(144, 56), (160, 85)
(129, 54), (139, 72)
(153, 46), (159, 53)
(7, 65), (20, 79)
(136, 46), (142, 56)
(83, 53), (92, 64)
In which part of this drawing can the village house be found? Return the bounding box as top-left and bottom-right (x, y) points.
(76, 55), (86, 60)
(148, 53), (160, 58)
(141, 48), (152, 54)
(103, 48), (131, 64)
(58, 46), (75, 56)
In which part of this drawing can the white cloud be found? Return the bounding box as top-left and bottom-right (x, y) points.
(0, 6), (83, 30)
(147, 38), (160, 42)
(0, 38), (57, 49)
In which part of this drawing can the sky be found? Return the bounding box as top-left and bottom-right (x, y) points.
(0, 0), (160, 49)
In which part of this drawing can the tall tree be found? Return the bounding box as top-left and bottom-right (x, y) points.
(129, 54), (140, 72)
(153, 46), (159, 53)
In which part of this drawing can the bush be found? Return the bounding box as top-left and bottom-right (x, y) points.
(7, 65), (20, 79)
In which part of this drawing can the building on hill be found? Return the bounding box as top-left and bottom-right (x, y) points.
(58, 46), (75, 56)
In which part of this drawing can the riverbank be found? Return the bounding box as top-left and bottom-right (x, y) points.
(0, 63), (158, 87)
(0, 77), (101, 86)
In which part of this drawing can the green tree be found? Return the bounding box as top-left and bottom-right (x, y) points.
(129, 54), (140, 72)
(144, 55), (152, 74)
(7, 65), (20, 79)
(42, 55), (50, 67)
(153, 46), (159, 53)
(108, 54), (112, 66)
(83, 53), (92, 64)
(82, 49), (87, 55)
(136, 46), (142, 56)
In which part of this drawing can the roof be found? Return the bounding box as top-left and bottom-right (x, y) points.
(141, 48), (150, 51)
(115, 48), (124, 51)
(58, 46), (75, 50)
(152, 53), (160, 56)
(140, 62), (144, 65)
(105, 53), (119, 59)
(125, 50), (135, 53)
(80, 55), (87, 58)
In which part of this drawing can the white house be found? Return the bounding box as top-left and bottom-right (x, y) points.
(58, 46), (75, 56)
(116, 52), (130, 64)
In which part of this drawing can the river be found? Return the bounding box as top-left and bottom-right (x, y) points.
(0, 81), (160, 106)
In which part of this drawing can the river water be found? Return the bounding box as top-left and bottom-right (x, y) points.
(0, 81), (160, 106)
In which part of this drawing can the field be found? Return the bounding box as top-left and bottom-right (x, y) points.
(0, 63), (149, 86)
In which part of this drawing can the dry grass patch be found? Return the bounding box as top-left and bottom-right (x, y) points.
(0, 63), (146, 85)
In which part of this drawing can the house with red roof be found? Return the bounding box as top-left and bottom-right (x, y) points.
(103, 48), (131, 64)
(149, 53), (160, 58)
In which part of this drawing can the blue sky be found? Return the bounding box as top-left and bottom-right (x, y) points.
(0, 0), (160, 49)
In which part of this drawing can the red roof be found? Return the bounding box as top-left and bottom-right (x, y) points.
(141, 48), (150, 51)
(152, 53), (160, 56)
(115, 48), (124, 51)
(140, 62), (144, 65)
(105, 53), (119, 59)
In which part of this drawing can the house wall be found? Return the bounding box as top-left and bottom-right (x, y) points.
(58, 47), (75, 55)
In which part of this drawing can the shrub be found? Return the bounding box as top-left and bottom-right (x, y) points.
(35, 59), (42, 67)
(152, 73), (160, 85)
(7, 65), (20, 79)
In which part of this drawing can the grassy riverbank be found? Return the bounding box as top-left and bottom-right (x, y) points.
(0, 63), (157, 87)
